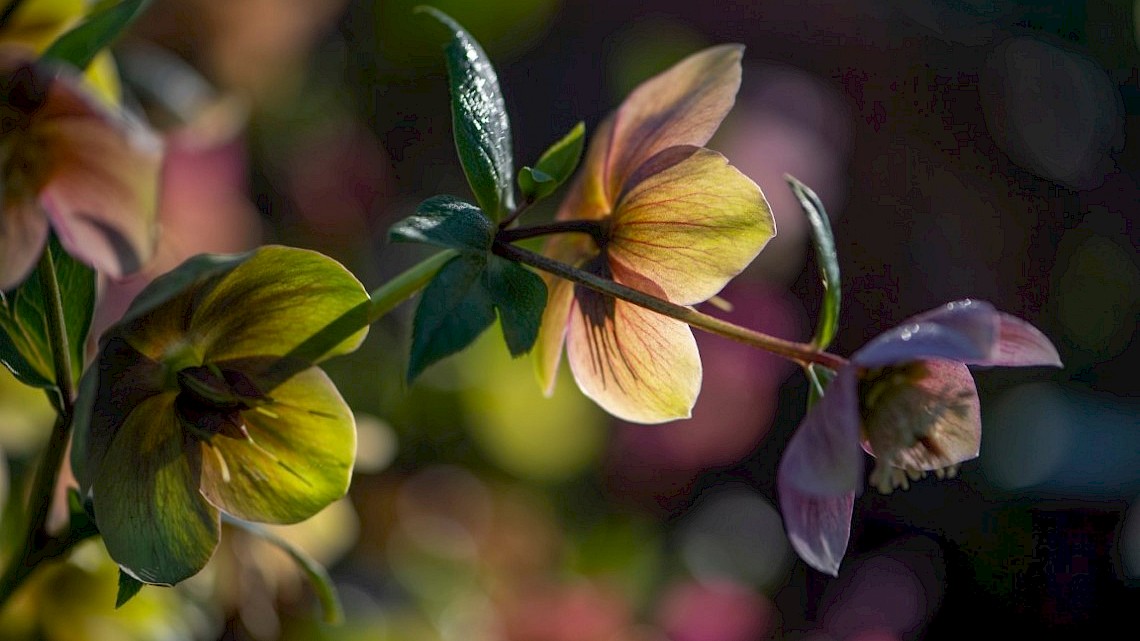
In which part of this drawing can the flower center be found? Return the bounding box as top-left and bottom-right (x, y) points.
(174, 365), (267, 442)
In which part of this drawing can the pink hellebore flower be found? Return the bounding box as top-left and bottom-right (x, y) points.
(536, 45), (775, 424)
(0, 53), (161, 290)
(777, 299), (1062, 575)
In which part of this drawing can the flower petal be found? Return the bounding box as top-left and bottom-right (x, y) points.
(989, 312), (1063, 367)
(534, 275), (575, 396)
(854, 299), (999, 367)
(93, 393), (220, 585)
(598, 45), (743, 203)
(565, 291), (700, 424)
(777, 483), (854, 577)
(191, 246), (370, 363)
(0, 200), (50, 290)
(777, 366), (863, 496)
(36, 75), (161, 279)
(199, 366), (355, 524)
(608, 146), (774, 304)
(861, 359), (982, 470)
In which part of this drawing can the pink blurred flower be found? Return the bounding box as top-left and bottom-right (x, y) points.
(777, 299), (1061, 575)
(657, 580), (774, 641)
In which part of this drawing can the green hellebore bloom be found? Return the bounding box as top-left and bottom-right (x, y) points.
(72, 246), (369, 586)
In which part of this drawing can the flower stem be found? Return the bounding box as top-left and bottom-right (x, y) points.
(0, 248), (78, 609)
(497, 219), (605, 244)
(0, 0), (27, 32)
(494, 240), (848, 370)
(367, 250), (457, 323)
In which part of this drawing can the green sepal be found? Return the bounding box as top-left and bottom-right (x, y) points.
(518, 121), (585, 202)
(806, 363), (836, 410)
(389, 196), (492, 253)
(786, 175), (840, 350)
(42, 0), (153, 69)
(0, 235), (96, 391)
(115, 570), (145, 608)
(408, 253), (547, 381)
(417, 7), (515, 222)
(223, 514), (344, 624)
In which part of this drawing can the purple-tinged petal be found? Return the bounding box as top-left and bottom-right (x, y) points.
(854, 299), (999, 367)
(777, 482), (854, 577)
(986, 313), (1062, 367)
(777, 366), (863, 496)
(0, 200), (50, 290)
(860, 360), (982, 471)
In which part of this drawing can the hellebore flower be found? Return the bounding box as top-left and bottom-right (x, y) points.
(72, 246), (368, 585)
(777, 299), (1062, 575)
(536, 45), (775, 423)
(0, 53), (160, 289)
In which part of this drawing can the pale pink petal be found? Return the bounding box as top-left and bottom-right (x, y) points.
(860, 360), (982, 470)
(988, 313), (1062, 367)
(608, 146), (773, 304)
(535, 275), (575, 396)
(599, 45), (743, 202)
(565, 291), (700, 424)
(552, 117), (616, 223)
(0, 200), (50, 290)
(777, 366), (864, 496)
(777, 482), (855, 577)
(35, 78), (161, 279)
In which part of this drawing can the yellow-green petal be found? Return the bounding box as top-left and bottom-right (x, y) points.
(535, 276), (575, 395)
(565, 293), (700, 424)
(93, 393), (220, 585)
(608, 146), (774, 305)
(191, 246), (370, 363)
(198, 367), (355, 524)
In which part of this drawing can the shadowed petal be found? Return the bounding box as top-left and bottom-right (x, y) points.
(191, 246), (370, 363)
(535, 276), (575, 396)
(861, 360), (982, 470)
(777, 483), (854, 577)
(599, 45), (743, 201)
(0, 200), (50, 290)
(199, 367), (355, 524)
(988, 313), (1062, 367)
(36, 79), (161, 279)
(565, 292), (700, 424)
(609, 146), (774, 304)
(93, 393), (220, 585)
(553, 117), (617, 223)
(777, 367), (863, 496)
(854, 300), (999, 367)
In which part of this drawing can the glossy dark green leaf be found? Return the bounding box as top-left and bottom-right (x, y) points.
(0, 235), (96, 390)
(805, 363), (836, 410)
(42, 0), (152, 69)
(223, 514), (344, 624)
(519, 121), (585, 202)
(484, 256), (546, 356)
(115, 570), (145, 608)
(389, 195), (492, 253)
(418, 7), (515, 221)
(786, 175), (840, 350)
(408, 253), (497, 382)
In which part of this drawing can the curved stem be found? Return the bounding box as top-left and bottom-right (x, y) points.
(494, 240), (848, 370)
(497, 219), (605, 245)
(0, 249), (78, 609)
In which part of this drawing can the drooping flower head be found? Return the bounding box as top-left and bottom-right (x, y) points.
(536, 46), (776, 423)
(72, 246), (369, 585)
(777, 300), (1062, 575)
(0, 52), (160, 289)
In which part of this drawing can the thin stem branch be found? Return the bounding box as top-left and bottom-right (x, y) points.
(367, 250), (457, 323)
(494, 240), (848, 370)
(0, 249), (78, 609)
(496, 220), (605, 245)
(0, 0), (27, 32)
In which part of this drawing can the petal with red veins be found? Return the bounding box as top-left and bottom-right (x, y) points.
(565, 291), (700, 424)
(608, 146), (773, 305)
(987, 312), (1062, 367)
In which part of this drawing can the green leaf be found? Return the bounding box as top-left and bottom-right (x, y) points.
(223, 514), (344, 624)
(418, 7), (515, 221)
(484, 256), (546, 356)
(389, 195), (492, 253)
(786, 175), (840, 350)
(115, 570), (145, 608)
(805, 363), (836, 410)
(519, 121), (585, 202)
(41, 0), (152, 69)
(408, 253), (497, 382)
(0, 236), (96, 390)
